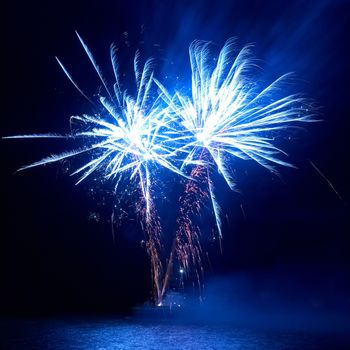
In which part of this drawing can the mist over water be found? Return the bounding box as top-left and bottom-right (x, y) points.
(166, 270), (350, 332)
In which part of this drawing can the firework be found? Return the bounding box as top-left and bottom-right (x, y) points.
(157, 38), (314, 296)
(5, 32), (185, 212)
(5, 35), (313, 305)
(157, 37), (314, 229)
(4, 32), (185, 305)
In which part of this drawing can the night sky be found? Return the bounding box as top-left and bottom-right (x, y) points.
(1, 0), (350, 322)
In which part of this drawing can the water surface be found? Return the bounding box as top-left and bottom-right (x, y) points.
(1, 318), (349, 349)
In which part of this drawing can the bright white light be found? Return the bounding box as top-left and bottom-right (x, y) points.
(195, 131), (210, 146)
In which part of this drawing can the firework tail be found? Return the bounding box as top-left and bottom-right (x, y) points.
(136, 169), (165, 305)
(161, 164), (209, 300)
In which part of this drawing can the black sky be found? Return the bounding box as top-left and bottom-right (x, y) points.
(1, 0), (350, 316)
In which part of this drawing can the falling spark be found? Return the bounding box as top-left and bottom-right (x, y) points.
(111, 211), (116, 246)
(240, 204), (246, 220)
(309, 160), (343, 201)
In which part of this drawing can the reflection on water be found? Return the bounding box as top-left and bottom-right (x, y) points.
(1, 318), (350, 349)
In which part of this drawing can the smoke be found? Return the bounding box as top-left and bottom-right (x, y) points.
(160, 265), (350, 332)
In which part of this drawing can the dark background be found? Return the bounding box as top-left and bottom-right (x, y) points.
(1, 0), (349, 325)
